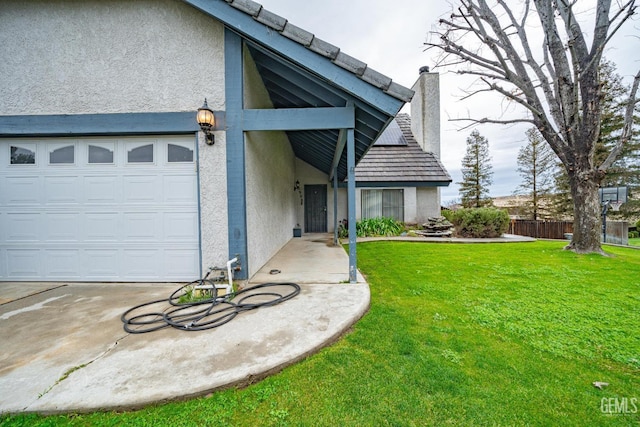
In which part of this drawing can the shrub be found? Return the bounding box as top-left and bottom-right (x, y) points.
(441, 209), (454, 222)
(450, 208), (510, 238)
(629, 230), (639, 239)
(356, 217), (404, 237)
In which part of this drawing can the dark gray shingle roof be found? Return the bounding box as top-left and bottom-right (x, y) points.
(355, 113), (452, 186)
(222, 0), (414, 102)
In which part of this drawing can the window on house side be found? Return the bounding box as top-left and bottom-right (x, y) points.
(361, 189), (404, 221)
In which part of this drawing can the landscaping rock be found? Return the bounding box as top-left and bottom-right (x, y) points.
(415, 216), (454, 237)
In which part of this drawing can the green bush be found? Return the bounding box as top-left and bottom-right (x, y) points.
(441, 209), (453, 222)
(450, 207), (510, 238)
(629, 230), (639, 239)
(356, 217), (404, 237)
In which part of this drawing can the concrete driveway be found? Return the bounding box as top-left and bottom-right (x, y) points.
(0, 235), (369, 414)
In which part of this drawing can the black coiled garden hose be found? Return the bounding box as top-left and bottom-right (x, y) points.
(121, 282), (301, 334)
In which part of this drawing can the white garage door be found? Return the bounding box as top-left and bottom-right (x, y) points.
(0, 135), (200, 282)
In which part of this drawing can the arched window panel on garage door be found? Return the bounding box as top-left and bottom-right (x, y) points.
(126, 141), (155, 164)
(88, 142), (115, 164)
(48, 143), (75, 164)
(10, 143), (36, 165)
(167, 140), (194, 163)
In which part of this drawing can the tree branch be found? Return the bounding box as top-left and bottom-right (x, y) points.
(599, 69), (640, 170)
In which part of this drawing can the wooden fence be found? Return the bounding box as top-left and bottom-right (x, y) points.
(508, 220), (573, 239)
(603, 221), (629, 245)
(508, 219), (628, 244)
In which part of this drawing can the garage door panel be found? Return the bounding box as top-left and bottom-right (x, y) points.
(5, 213), (40, 242)
(124, 213), (159, 241)
(0, 250), (6, 278)
(84, 176), (120, 204)
(44, 176), (81, 204)
(123, 249), (161, 278)
(1, 136), (200, 282)
(85, 213), (120, 241)
(163, 175), (197, 203)
(45, 213), (80, 241)
(164, 212), (198, 241)
(45, 249), (80, 278)
(84, 249), (120, 279)
(4, 176), (41, 205)
(163, 249), (200, 279)
(123, 175), (161, 204)
(6, 249), (41, 278)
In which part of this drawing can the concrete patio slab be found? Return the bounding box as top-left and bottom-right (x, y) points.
(0, 235), (370, 415)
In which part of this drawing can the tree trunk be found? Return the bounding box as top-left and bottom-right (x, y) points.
(566, 169), (603, 254)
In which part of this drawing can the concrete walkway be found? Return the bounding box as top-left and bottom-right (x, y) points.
(0, 234), (369, 414)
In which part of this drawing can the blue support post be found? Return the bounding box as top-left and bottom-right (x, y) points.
(225, 28), (249, 280)
(347, 128), (357, 283)
(333, 166), (338, 246)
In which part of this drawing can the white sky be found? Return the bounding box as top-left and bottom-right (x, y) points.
(257, 0), (640, 203)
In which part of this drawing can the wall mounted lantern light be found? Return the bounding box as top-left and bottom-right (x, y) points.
(197, 98), (216, 145)
(294, 180), (300, 191)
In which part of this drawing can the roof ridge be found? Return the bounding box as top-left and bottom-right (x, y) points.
(224, 0), (414, 103)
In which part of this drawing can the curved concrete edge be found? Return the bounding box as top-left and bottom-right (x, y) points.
(347, 234), (537, 244)
(10, 283), (370, 415)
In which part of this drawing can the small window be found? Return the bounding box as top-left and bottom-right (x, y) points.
(127, 143), (154, 163)
(88, 143), (114, 164)
(361, 189), (404, 222)
(49, 145), (75, 164)
(168, 143), (194, 163)
(10, 144), (36, 165)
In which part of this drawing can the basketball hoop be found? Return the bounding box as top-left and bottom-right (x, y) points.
(609, 200), (623, 212)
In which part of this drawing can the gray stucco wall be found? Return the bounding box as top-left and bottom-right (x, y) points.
(199, 131), (229, 273)
(0, 0), (225, 115)
(244, 50), (297, 278)
(416, 187), (441, 223)
(0, 0), (230, 274)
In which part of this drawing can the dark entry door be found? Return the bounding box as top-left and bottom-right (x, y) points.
(304, 185), (327, 233)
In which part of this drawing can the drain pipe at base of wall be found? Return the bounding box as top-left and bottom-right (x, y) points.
(225, 256), (240, 294)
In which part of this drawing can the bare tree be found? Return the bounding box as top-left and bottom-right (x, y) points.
(427, 0), (640, 254)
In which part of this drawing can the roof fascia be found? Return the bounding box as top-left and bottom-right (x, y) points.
(0, 112), (201, 136)
(182, 0), (405, 117)
(337, 181), (453, 188)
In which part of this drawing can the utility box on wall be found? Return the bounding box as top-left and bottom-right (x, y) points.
(293, 228), (302, 238)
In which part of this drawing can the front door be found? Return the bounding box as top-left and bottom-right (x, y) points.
(304, 185), (327, 233)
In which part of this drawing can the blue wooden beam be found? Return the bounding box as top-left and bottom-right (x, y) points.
(0, 112), (204, 136)
(333, 166), (339, 246)
(225, 28), (249, 280)
(347, 127), (357, 283)
(182, 0), (405, 116)
(242, 106), (354, 131)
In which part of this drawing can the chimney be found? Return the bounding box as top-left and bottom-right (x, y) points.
(410, 66), (440, 158)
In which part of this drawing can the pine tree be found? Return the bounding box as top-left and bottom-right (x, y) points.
(458, 129), (493, 208)
(552, 59), (640, 219)
(516, 128), (557, 220)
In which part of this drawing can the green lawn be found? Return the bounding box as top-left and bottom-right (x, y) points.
(3, 241), (639, 426)
(629, 237), (640, 247)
